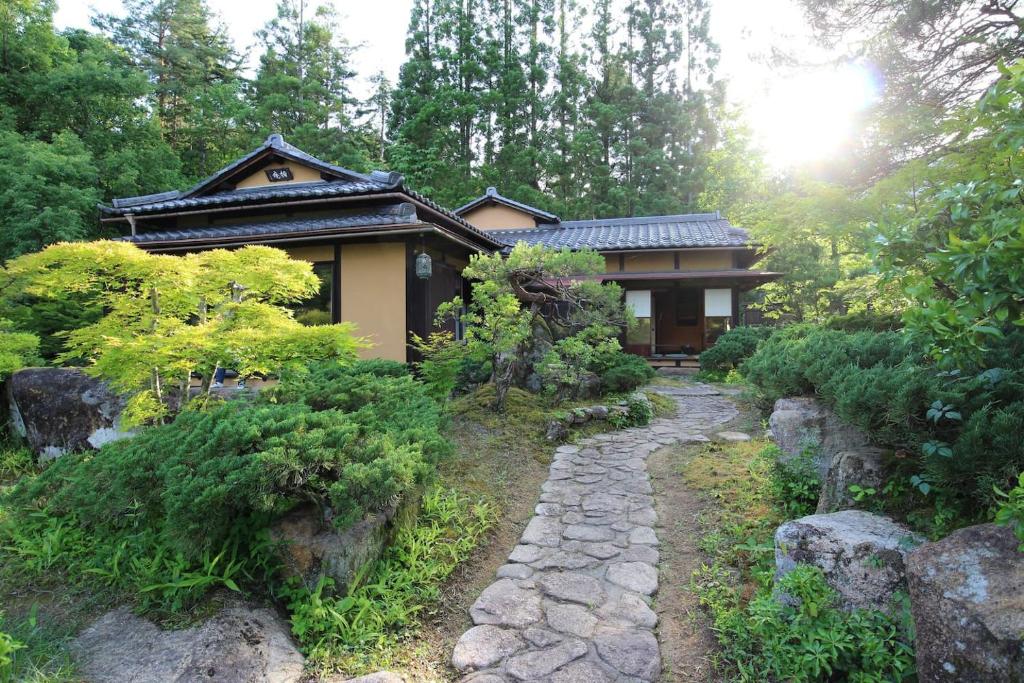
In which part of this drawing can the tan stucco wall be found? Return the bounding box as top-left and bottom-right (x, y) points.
(622, 252), (674, 272)
(285, 245), (334, 263)
(680, 250), (733, 270)
(603, 249), (736, 272)
(340, 242), (407, 361)
(236, 162), (323, 189)
(462, 204), (538, 230)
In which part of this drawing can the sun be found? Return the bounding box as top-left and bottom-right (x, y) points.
(754, 63), (880, 168)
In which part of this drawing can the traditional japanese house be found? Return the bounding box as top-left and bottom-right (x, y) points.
(101, 135), (780, 367)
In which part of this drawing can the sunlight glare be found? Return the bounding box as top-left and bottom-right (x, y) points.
(756, 63), (879, 168)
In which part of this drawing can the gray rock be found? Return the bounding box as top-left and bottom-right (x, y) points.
(593, 627), (660, 680)
(452, 625), (526, 672)
(627, 526), (659, 546)
(470, 579), (543, 628)
(775, 510), (922, 612)
(523, 627), (563, 648)
(907, 524), (1024, 682)
(597, 592), (658, 628)
(504, 639), (587, 680)
(8, 367), (133, 460)
(269, 494), (420, 593)
(496, 563), (534, 579)
(816, 448), (888, 513)
(590, 405), (610, 420)
(563, 523), (615, 542)
(538, 572), (606, 606)
(72, 604), (304, 683)
(521, 516), (564, 547)
(606, 562), (658, 595)
(509, 544), (544, 564)
(551, 660), (612, 683)
(546, 419), (570, 441)
(715, 431), (751, 442)
(768, 397), (870, 478)
(546, 603), (598, 637)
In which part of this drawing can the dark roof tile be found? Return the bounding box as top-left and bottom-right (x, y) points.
(119, 203), (419, 246)
(492, 213), (751, 251)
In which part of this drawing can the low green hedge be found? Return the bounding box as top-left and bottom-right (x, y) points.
(8, 360), (449, 560)
(699, 325), (775, 373)
(740, 325), (1024, 521)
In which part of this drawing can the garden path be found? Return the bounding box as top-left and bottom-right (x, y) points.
(450, 381), (739, 682)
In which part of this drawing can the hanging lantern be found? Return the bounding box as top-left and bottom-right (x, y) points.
(415, 251), (432, 279)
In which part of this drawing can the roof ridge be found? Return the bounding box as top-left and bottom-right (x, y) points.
(550, 212), (724, 228)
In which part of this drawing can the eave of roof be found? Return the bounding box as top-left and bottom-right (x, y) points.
(493, 212), (753, 251)
(119, 203), (420, 247)
(455, 187), (561, 223)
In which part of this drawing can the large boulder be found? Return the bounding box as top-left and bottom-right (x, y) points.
(72, 603), (304, 682)
(7, 367), (132, 461)
(269, 491), (421, 592)
(774, 510), (923, 612)
(768, 397), (871, 479)
(816, 448), (888, 513)
(907, 524), (1024, 682)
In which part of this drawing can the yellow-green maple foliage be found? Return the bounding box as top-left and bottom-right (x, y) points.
(2, 241), (364, 424)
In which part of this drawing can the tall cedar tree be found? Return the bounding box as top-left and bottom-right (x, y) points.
(95, 0), (248, 180)
(248, 0), (370, 169)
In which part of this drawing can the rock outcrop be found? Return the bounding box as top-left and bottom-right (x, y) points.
(906, 523), (1024, 682)
(816, 448), (887, 513)
(7, 367), (132, 461)
(768, 397), (889, 513)
(269, 491), (421, 592)
(768, 397), (869, 477)
(72, 604), (304, 682)
(774, 510), (923, 612)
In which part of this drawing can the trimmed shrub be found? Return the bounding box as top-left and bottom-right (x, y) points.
(591, 347), (655, 394)
(10, 360), (449, 559)
(740, 326), (1024, 520)
(699, 325), (775, 373)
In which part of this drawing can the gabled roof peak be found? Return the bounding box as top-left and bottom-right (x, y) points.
(455, 187), (560, 223)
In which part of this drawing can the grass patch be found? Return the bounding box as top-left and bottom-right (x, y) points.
(0, 439), (34, 486)
(283, 487), (495, 677)
(645, 390), (676, 419)
(683, 439), (915, 681)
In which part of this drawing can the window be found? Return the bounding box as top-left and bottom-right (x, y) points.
(292, 262), (334, 325)
(703, 288), (733, 346)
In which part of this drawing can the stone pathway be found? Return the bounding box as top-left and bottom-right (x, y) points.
(451, 382), (739, 682)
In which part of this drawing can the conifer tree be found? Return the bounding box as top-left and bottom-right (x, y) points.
(95, 0), (248, 179)
(248, 0), (368, 169)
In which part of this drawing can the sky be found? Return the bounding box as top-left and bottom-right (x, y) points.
(54, 0), (877, 168)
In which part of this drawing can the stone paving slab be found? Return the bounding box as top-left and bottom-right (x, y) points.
(452, 383), (739, 682)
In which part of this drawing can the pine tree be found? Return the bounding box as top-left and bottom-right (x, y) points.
(94, 0), (248, 179)
(248, 0), (368, 169)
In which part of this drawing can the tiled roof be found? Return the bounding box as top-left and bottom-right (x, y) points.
(455, 187), (561, 223)
(102, 177), (397, 216)
(119, 203), (419, 246)
(492, 213), (751, 251)
(99, 133), (506, 250)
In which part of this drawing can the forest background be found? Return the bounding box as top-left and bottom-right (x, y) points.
(2, 0), (1022, 321)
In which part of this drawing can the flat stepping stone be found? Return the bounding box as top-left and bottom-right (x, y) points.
(504, 639), (587, 680)
(716, 430), (751, 442)
(452, 625), (526, 672)
(606, 562), (658, 595)
(538, 572), (606, 606)
(470, 579), (542, 628)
